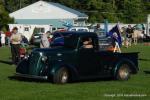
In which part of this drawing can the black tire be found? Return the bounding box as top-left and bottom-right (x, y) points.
(116, 63), (131, 81)
(53, 67), (69, 84)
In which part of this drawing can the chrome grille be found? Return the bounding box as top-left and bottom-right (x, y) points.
(29, 52), (41, 75)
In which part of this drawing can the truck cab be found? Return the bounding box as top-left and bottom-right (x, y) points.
(16, 32), (139, 84)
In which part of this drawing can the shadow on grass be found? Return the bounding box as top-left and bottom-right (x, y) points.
(74, 78), (114, 84)
(139, 58), (150, 61)
(0, 60), (13, 65)
(144, 71), (150, 74)
(8, 75), (113, 84)
(8, 76), (50, 83)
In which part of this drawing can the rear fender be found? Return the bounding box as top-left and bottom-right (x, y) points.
(113, 58), (138, 77)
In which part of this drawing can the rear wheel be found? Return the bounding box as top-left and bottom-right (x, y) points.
(53, 67), (69, 84)
(116, 63), (131, 81)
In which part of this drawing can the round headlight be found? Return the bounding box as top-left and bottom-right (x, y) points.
(41, 56), (48, 62)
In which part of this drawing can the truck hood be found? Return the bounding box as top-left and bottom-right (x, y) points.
(24, 46), (73, 75)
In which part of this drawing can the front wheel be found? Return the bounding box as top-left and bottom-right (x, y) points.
(116, 63), (131, 81)
(53, 67), (69, 84)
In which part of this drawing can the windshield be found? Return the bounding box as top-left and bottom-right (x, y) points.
(51, 37), (64, 47)
(51, 33), (78, 49)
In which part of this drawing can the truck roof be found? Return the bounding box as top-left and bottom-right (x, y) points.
(53, 31), (97, 38)
(51, 31), (98, 49)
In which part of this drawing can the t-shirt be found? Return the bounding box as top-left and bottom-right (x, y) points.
(94, 28), (105, 36)
(126, 28), (133, 38)
(5, 31), (11, 37)
(10, 33), (22, 44)
(40, 34), (50, 48)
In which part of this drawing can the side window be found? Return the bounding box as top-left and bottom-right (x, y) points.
(40, 28), (45, 33)
(71, 29), (76, 31)
(80, 37), (94, 49)
(24, 27), (29, 31)
(78, 29), (88, 32)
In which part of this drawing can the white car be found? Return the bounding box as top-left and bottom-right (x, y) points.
(68, 27), (89, 32)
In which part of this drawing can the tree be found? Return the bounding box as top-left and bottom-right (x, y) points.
(2, 0), (149, 23)
(0, 1), (14, 30)
(123, 0), (145, 23)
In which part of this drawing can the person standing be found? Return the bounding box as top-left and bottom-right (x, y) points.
(0, 31), (2, 47)
(40, 31), (51, 48)
(126, 25), (133, 48)
(5, 28), (11, 47)
(1, 32), (6, 47)
(0, 30), (4, 47)
(94, 24), (104, 36)
(10, 27), (22, 65)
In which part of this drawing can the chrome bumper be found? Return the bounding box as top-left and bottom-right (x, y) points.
(15, 73), (48, 80)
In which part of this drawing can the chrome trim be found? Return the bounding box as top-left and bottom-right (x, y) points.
(57, 53), (62, 56)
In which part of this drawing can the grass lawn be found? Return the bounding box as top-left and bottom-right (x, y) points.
(0, 44), (150, 100)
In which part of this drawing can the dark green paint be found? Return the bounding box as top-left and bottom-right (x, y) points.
(16, 32), (139, 81)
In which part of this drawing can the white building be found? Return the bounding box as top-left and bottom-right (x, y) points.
(9, 0), (88, 28)
(9, 0), (88, 40)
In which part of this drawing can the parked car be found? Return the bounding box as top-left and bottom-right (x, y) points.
(30, 28), (45, 45)
(68, 27), (89, 32)
(143, 34), (150, 42)
(16, 32), (139, 84)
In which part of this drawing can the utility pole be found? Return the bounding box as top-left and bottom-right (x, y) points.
(113, 0), (115, 8)
(19, 0), (24, 9)
(19, 0), (21, 9)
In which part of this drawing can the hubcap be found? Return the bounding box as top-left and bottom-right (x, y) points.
(119, 64), (129, 79)
(61, 72), (68, 83)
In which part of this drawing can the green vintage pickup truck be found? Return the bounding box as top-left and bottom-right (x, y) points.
(16, 32), (139, 84)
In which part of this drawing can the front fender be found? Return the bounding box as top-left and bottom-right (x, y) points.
(16, 59), (29, 74)
(49, 62), (78, 80)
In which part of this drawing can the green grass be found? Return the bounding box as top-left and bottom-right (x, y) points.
(0, 44), (150, 100)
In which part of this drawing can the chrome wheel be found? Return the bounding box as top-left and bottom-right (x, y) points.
(61, 71), (69, 83)
(119, 64), (130, 79)
(53, 67), (69, 84)
(116, 63), (131, 81)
